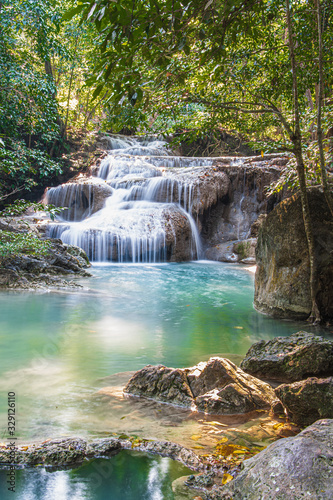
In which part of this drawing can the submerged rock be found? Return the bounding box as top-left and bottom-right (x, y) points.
(240, 331), (333, 383)
(207, 419), (333, 500)
(275, 377), (333, 426)
(124, 357), (276, 414)
(254, 187), (333, 321)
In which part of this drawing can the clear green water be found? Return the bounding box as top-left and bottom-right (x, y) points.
(0, 451), (191, 500)
(0, 262), (330, 442)
(0, 262), (331, 499)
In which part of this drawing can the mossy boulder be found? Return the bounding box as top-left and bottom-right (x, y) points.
(240, 331), (333, 383)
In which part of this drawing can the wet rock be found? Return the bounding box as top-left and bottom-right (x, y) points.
(0, 438), (89, 466)
(133, 439), (204, 470)
(0, 268), (28, 287)
(271, 399), (285, 416)
(175, 166), (230, 215)
(200, 163), (282, 246)
(205, 238), (256, 263)
(233, 238), (256, 264)
(86, 437), (123, 457)
(207, 419), (333, 500)
(0, 436), (203, 472)
(45, 177), (114, 221)
(124, 364), (194, 407)
(64, 244), (91, 267)
(124, 357), (276, 414)
(240, 331), (333, 383)
(184, 472), (215, 488)
(275, 377), (333, 426)
(164, 206), (196, 262)
(254, 187), (333, 321)
(188, 358), (276, 414)
(145, 166), (230, 217)
(205, 242), (238, 262)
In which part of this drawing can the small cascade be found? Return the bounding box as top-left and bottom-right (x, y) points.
(45, 136), (203, 263)
(45, 135), (284, 262)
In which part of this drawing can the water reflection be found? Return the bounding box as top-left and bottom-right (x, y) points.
(0, 452), (190, 500)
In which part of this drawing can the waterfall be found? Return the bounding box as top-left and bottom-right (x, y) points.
(45, 136), (203, 263)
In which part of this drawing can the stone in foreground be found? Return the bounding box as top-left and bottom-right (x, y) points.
(240, 331), (333, 383)
(275, 376), (333, 426)
(124, 357), (276, 414)
(123, 364), (194, 407)
(207, 419), (333, 500)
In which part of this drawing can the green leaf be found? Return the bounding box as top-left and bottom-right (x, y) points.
(62, 5), (85, 21)
(92, 84), (104, 100)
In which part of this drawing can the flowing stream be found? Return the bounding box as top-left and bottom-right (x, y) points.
(45, 136), (210, 262)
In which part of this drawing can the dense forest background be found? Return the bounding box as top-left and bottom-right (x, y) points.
(0, 0), (332, 203)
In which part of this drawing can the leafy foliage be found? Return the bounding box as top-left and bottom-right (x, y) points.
(0, 231), (51, 261)
(0, 199), (63, 220)
(0, 200), (63, 262)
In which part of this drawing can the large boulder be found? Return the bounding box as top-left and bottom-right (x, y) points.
(207, 419), (333, 500)
(275, 377), (333, 426)
(254, 187), (333, 321)
(240, 331), (333, 383)
(124, 357), (276, 414)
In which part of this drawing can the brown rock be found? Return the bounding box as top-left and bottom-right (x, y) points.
(124, 364), (194, 407)
(187, 357), (276, 414)
(275, 377), (333, 426)
(240, 331), (333, 383)
(254, 187), (333, 321)
(209, 419), (333, 500)
(124, 357), (276, 414)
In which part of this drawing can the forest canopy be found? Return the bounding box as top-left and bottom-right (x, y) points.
(0, 0), (332, 199)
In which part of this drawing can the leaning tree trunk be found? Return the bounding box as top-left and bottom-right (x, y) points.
(285, 0), (321, 322)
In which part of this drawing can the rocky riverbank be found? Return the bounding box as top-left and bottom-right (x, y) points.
(0, 218), (92, 290)
(1, 332), (332, 499)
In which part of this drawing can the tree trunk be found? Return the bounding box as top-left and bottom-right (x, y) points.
(285, 0), (321, 322)
(314, 0), (333, 216)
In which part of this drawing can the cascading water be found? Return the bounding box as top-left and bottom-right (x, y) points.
(46, 136), (208, 263)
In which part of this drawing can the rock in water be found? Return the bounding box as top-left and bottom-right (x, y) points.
(124, 357), (276, 414)
(123, 364), (194, 407)
(275, 377), (333, 426)
(207, 419), (333, 500)
(254, 187), (333, 321)
(240, 331), (333, 383)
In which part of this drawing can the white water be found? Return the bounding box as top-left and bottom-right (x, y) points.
(46, 136), (203, 262)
